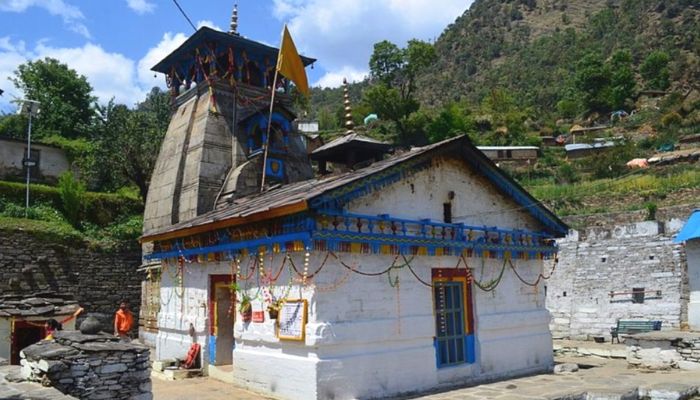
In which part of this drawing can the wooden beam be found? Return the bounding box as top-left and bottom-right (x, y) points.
(140, 200), (308, 243)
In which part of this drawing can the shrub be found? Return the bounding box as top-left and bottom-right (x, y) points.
(0, 181), (143, 226)
(58, 172), (86, 228)
(645, 202), (657, 221)
(660, 111), (682, 127)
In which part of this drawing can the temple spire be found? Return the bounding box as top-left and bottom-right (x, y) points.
(229, 4), (239, 35)
(343, 78), (354, 134)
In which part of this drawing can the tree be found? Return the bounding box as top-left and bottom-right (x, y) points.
(369, 40), (404, 84)
(92, 89), (170, 202)
(608, 50), (636, 110)
(640, 51), (671, 90)
(573, 52), (612, 112)
(363, 83), (420, 145)
(426, 103), (474, 143)
(364, 39), (436, 146)
(10, 58), (95, 138)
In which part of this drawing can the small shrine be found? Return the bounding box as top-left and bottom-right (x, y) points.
(310, 79), (391, 173)
(142, 6), (569, 400)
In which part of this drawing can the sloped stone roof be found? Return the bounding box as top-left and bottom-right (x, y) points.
(0, 293), (80, 318)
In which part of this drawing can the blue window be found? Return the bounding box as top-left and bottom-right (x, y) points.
(433, 280), (474, 367)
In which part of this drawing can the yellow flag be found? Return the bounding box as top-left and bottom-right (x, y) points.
(277, 25), (309, 96)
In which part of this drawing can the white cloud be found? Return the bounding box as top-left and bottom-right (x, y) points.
(0, 0), (90, 38)
(0, 20), (215, 111)
(314, 66), (367, 89)
(35, 42), (145, 106)
(125, 0), (155, 15)
(272, 0), (470, 83)
(196, 20), (222, 30)
(136, 31), (188, 90)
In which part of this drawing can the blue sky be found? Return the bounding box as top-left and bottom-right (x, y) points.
(0, 0), (471, 111)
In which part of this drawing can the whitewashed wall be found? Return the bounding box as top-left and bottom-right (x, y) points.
(688, 240), (700, 330)
(547, 221), (686, 339)
(226, 252), (551, 400)
(0, 319), (9, 361)
(156, 261), (230, 365)
(156, 155), (555, 399)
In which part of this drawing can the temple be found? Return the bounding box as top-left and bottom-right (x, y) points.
(142, 8), (569, 400)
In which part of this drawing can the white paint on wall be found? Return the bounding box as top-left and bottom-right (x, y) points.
(155, 154), (555, 399)
(0, 139), (72, 182)
(0, 319), (10, 361)
(687, 240), (700, 330)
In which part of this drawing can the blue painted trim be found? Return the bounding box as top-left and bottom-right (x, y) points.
(145, 232), (312, 261)
(466, 334), (475, 363)
(209, 335), (216, 365)
(319, 210), (553, 240)
(313, 230), (557, 255)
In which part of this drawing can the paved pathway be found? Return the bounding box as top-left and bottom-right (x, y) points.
(152, 357), (700, 400)
(0, 365), (74, 400)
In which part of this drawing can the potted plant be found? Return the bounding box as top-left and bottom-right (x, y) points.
(267, 298), (283, 319)
(239, 293), (253, 322)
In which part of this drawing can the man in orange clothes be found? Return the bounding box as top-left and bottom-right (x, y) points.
(114, 300), (134, 341)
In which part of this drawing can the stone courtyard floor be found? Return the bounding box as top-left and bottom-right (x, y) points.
(151, 355), (700, 400)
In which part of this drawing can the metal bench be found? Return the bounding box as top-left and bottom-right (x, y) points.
(610, 320), (662, 343)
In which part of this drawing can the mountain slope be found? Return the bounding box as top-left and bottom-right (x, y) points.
(417, 0), (700, 111)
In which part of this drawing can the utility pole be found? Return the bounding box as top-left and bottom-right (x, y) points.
(17, 99), (41, 217)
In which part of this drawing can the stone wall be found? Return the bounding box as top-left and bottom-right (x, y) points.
(20, 331), (151, 399)
(0, 228), (142, 332)
(626, 331), (700, 370)
(547, 220), (687, 340)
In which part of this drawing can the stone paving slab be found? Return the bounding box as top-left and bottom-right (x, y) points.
(0, 365), (74, 400)
(148, 356), (700, 400)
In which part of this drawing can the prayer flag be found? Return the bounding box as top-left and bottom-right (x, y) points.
(276, 25), (309, 96)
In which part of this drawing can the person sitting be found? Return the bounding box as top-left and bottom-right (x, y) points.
(43, 307), (84, 340)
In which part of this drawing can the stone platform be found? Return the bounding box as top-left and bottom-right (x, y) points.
(626, 331), (700, 370)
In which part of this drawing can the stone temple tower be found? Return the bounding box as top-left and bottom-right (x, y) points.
(143, 19), (316, 236)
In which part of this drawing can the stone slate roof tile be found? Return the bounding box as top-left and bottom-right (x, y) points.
(0, 293), (80, 319)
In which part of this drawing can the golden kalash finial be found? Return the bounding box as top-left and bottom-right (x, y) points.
(343, 78), (354, 134)
(229, 4), (239, 35)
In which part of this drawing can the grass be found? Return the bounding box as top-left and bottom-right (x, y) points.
(525, 165), (700, 216)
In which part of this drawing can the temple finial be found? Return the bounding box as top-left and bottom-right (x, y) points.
(229, 4), (239, 35)
(343, 78), (354, 134)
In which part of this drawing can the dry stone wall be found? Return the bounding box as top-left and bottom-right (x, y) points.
(547, 220), (687, 340)
(20, 331), (151, 399)
(0, 228), (142, 331)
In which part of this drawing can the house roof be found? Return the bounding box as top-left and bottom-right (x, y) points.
(142, 135), (569, 242)
(675, 209), (700, 243)
(309, 133), (391, 160)
(0, 292), (80, 318)
(477, 146), (540, 151)
(152, 26), (315, 74)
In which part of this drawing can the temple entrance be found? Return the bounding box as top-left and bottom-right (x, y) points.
(11, 321), (45, 365)
(209, 275), (234, 366)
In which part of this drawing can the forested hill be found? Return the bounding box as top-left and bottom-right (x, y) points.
(417, 0), (700, 111)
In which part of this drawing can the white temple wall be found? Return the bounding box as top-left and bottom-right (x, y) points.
(156, 260), (230, 366)
(228, 252), (551, 400)
(347, 157), (544, 233)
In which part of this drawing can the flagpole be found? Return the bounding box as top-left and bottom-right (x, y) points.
(260, 67), (279, 192)
(261, 25), (287, 192)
